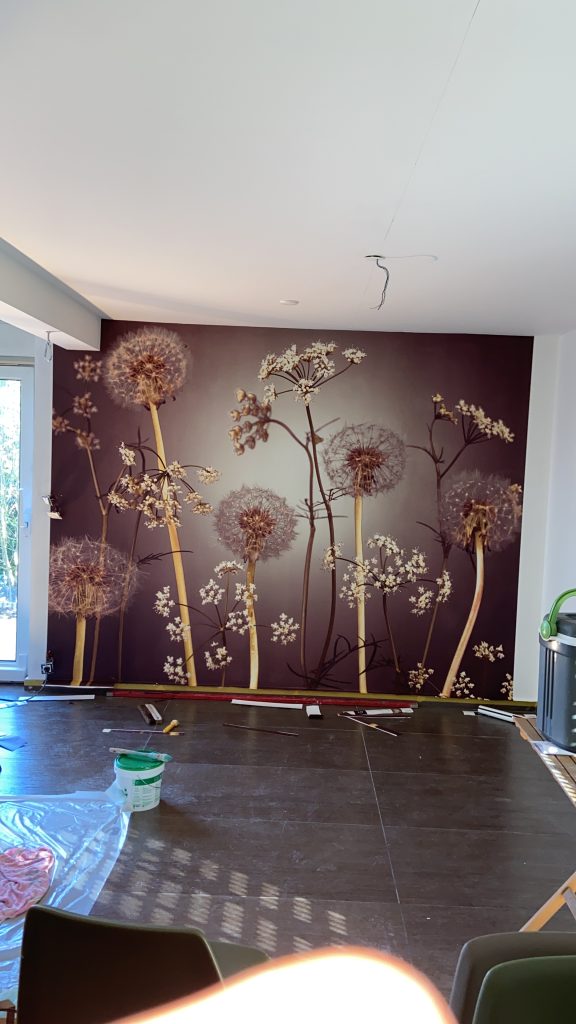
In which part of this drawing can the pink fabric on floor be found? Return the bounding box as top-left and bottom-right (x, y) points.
(0, 847), (55, 923)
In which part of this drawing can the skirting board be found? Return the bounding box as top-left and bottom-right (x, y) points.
(108, 686), (534, 710)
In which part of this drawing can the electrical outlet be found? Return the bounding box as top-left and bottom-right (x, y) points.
(41, 661), (54, 675)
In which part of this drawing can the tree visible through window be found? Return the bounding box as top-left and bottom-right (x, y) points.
(0, 379), (20, 661)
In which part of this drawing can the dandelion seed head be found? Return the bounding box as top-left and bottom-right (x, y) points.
(103, 327), (188, 409)
(49, 537), (137, 618)
(215, 485), (297, 562)
(322, 423), (406, 497)
(441, 471), (522, 552)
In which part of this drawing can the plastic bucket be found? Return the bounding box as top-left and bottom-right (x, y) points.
(114, 753), (165, 812)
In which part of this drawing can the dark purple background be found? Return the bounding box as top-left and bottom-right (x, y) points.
(48, 323), (533, 697)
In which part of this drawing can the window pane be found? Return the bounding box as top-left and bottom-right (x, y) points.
(0, 379), (20, 662)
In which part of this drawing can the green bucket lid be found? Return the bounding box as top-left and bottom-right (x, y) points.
(115, 753), (163, 772)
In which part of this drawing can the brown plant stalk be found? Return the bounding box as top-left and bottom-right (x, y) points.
(245, 558), (259, 689)
(149, 402), (197, 686)
(441, 533), (484, 697)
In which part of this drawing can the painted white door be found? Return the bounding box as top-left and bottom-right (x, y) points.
(0, 366), (33, 680)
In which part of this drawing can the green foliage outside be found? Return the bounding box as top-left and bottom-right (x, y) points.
(0, 380), (20, 611)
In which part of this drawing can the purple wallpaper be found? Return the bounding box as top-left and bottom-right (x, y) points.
(48, 322), (533, 699)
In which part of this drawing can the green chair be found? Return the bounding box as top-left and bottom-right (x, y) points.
(16, 905), (268, 1024)
(450, 932), (576, 1024)
(471, 954), (576, 1023)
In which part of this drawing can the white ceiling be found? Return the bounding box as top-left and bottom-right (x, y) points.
(1, 0), (575, 337)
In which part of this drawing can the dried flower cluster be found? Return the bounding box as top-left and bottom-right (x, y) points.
(430, 394), (514, 443)
(205, 644), (233, 671)
(166, 617), (190, 643)
(73, 393), (98, 418)
(103, 327), (188, 409)
(432, 394), (458, 425)
(323, 424), (406, 497)
(408, 663), (434, 692)
(322, 543), (343, 571)
(52, 409), (101, 452)
(228, 389), (272, 456)
(226, 608), (250, 636)
(409, 587), (434, 616)
(270, 613), (299, 645)
(441, 472), (522, 552)
(501, 674), (513, 699)
(154, 586), (174, 618)
(216, 486), (297, 562)
(453, 671), (475, 697)
(163, 655), (189, 684)
(455, 401), (514, 443)
(109, 456), (215, 528)
(229, 343), (366, 455)
(49, 538), (137, 618)
(473, 641), (505, 662)
(339, 542), (430, 609)
(199, 579), (226, 606)
(74, 355), (102, 382)
(257, 341), (366, 400)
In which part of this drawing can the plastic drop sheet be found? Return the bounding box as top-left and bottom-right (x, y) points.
(0, 790), (130, 999)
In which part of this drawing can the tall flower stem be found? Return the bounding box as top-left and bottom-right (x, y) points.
(88, 507), (109, 683)
(354, 493), (367, 693)
(72, 616), (87, 686)
(149, 402), (197, 687)
(268, 417), (315, 683)
(300, 458), (316, 683)
(382, 595), (401, 674)
(246, 558), (259, 689)
(306, 406), (337, 679)
(117, 511), (142, 681)
(442, 533), (484, 697)
(421, 554), (448, 667)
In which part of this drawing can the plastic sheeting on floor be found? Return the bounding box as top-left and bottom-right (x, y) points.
(0, 790), (130, 999)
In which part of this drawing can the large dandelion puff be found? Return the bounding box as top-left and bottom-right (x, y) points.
(440, 471), (522, 697)
(49, 538), (137, 685)
(216, 486), (297, 688)
(103, 327), (188, 410)
(323, 424), (406, 693)
(103, 327), (197, 684)
(322, 424), (406, 498)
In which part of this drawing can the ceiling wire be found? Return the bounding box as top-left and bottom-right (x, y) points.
(366, 0), (482, 310)
(381, 0), (483, 247)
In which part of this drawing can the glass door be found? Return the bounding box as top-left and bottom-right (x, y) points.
(0, 366), (33, 680)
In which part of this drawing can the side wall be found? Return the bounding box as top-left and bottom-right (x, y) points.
(514, 331), (576, 701)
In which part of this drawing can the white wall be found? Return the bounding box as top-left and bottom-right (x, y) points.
(514, 331), (576, 701)
(0, 321), (53, 683)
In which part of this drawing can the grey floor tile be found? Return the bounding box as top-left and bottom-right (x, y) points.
(164, 762), (380, 825)
(364, 729), (548, 779)
(103, 816), (396, 900)
(92, 891), (408, 959)
(386, 825), (576, 908)
(141, 720), (370, 771)
(372, 770), (576, 835)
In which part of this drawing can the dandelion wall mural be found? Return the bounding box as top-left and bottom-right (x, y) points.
(48, 322), (532, 699)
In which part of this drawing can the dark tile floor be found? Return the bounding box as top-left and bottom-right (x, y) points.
(1, 690), (576, 997)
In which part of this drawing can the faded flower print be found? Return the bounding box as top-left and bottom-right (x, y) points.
(215, 486), (297, 688)
(48, 323), (531, 699)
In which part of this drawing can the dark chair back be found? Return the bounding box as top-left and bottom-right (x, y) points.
(17, 906), (222, 1024)
(472, 954), (576, 1024)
